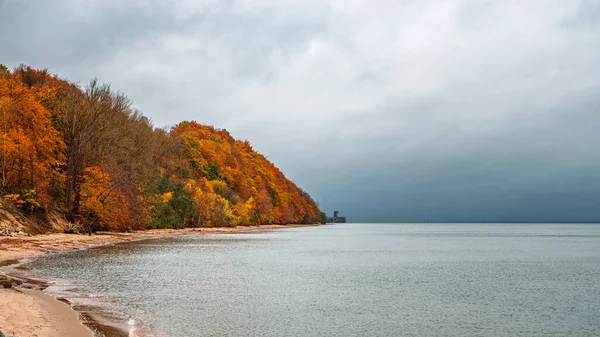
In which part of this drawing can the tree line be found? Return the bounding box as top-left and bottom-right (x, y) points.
(0, 64), (326, 232)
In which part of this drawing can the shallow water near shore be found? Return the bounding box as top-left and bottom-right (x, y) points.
(25, 223), (600, 336)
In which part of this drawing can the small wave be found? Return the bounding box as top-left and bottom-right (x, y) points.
(128, 318), (137, 337)
(129, 318), (152, 337)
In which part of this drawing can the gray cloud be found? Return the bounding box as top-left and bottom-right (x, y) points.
(1, 0), (599, 222)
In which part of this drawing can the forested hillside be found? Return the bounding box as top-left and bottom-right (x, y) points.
(0, 64), (325, 233)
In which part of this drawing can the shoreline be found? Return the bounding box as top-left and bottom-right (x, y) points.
(0, 287), (94, 337)
(0, 224), (320, 337)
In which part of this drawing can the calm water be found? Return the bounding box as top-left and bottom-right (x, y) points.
(26, 223), (600, 336)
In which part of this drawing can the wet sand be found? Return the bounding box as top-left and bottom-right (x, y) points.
(0, 287), (93, 337)
(0, 224), (319, 337)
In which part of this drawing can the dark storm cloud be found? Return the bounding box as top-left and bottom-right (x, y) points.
(1, 0), (599, 222)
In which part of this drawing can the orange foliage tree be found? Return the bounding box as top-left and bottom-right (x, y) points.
(79, 166), (131, 231)
(0, 74), (64, 209)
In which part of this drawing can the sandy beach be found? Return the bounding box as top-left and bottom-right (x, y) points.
(0, 288), (93, 337)
(0, 224), (318, 337)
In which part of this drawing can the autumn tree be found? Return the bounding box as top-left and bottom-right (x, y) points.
(0, 75), (64, 208)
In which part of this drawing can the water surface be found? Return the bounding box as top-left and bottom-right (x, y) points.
(27, 223), (600, 336)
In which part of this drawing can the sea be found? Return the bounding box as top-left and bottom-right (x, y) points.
(23, 223), (600, 336)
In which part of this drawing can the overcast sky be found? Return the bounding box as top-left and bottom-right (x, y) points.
(1, 0), (599, 222)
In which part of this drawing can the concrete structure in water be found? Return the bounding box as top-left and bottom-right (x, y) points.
(327, 210), (347, 223)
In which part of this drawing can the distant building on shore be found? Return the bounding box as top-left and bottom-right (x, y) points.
(327, 210), (347, 223)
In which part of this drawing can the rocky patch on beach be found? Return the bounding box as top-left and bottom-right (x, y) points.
(0, 274), (22, 289)
(0, 228), (27, 237)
